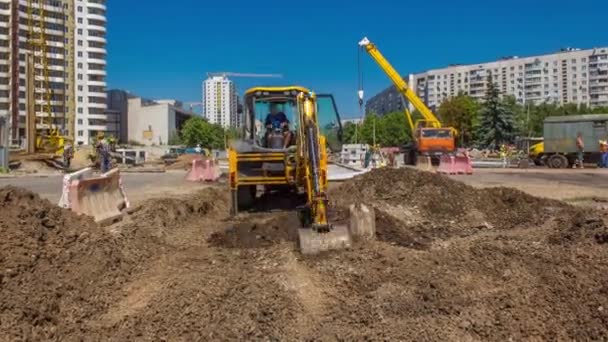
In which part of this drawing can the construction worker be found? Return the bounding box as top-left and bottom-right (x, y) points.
(194, 144), (202, 154)
(599, 138), (608, 168)
(576, 132), (585, 169)
(500, 144), (508, 168)
(264, 103), (293, 149)
(63, 142), (73, 171)
(96, 132), (112, 173)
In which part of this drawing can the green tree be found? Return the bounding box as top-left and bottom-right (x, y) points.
(181, 117), (225, 149)
(341, 122), (359, 144)
(437, 93), (479, 146)
(476, 74), (515, 148)
(168, 131), (182, 145)
(380, 111), (410, 146)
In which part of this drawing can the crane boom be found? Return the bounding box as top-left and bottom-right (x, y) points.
(358, 37), (441, 130)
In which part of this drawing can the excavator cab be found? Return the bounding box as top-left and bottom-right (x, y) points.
(229, 86), (365, 255)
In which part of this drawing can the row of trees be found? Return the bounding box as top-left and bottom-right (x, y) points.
(346, 75), (608, 149)
(170, 117), (239, 149)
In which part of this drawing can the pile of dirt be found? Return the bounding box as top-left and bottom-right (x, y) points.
(209, 212), (300, 249)
(332, 168), (580, 247)
(0, 187), (157, 340)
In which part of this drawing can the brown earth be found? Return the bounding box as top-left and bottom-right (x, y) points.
(1, 168), (608, 341)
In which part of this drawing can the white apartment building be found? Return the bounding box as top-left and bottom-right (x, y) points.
(202, 75), (239, 128)
(73, 0), (108, 144)
(0, 0), (69, 143)
(367, 47), (608, 115)
(413, 47), (608, 109)
(0, 0), (108, 146)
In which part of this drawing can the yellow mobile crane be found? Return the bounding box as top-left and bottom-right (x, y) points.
(228, 86), (370, 254)
(359, 37), (456, 164)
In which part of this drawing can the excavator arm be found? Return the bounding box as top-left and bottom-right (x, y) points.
(358, 37), (441, 129)
(296, 92), (330, 230)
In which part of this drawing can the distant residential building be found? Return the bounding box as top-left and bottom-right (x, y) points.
(341, 118), (363, 125)
(106, 90), (195, 146)
(365, 85), (406, 116)
(202, 75), (239, 128)
(0, 0), (108, 145)
(367, 46), (608, 114)
(73, 0), (109, 145)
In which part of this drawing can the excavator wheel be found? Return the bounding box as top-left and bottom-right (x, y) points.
(298, 225), (352, 255)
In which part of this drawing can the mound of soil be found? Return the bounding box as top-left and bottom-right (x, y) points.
(0, 187), (154, 341)
(209, 213), (300, 249)
(332, 168), (584, 246)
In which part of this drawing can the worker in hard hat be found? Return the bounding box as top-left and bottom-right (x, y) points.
(63, 141), (73, 171)
(599, 138), (608, 168)
(96, 132), (112, 173)
(499, 144), (508, 168)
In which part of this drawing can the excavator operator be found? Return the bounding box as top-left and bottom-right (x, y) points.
(264, 103), (292, 149)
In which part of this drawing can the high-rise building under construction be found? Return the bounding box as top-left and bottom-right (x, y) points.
(0, 0), (109, 146)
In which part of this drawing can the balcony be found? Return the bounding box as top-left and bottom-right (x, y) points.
(87, 35), (107, 44)
(87, 1), (106, 11)
(88, 102), (107, 109)
(86, 13), (106, 22)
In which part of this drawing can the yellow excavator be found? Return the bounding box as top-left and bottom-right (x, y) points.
(228, 86), (371, 254)
(359, 37), (456, 165)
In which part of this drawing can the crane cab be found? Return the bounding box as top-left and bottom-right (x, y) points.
(416, 128), (456, 156)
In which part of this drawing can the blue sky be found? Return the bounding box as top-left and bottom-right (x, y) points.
(107, 0), (607, 118)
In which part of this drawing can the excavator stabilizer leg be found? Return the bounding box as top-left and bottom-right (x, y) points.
(349, 203), (376, 241)
(298, 225), (352, 255)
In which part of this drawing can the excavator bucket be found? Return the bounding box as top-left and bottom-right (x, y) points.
(298, 225), (352, 255)
(298, 203), (375, 255)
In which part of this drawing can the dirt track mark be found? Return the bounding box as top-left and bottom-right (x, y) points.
(99, 258), (169, 327)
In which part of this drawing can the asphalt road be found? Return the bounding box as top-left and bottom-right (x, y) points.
(0, 170), (202, 204)
(2, 167), (608, 206)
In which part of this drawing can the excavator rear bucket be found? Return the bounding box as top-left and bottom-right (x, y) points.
(298, 225), (352, 255)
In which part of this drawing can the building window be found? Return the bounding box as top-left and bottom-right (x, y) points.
(77, 119), (83, 125)
(78, 18), (83, 24)
(78, 130), (83, 137)
(77, 29), (82, 35)
(78, 74), (83, 80)
(78, 96), (83, 102)
(78, 85), (83, 91)
(77, 63), (82, 69)
(78, 108), (83, 114)
(582, 57), (587, 62)
(78, 51), (83, 57)
(77, 6), (83, 12)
